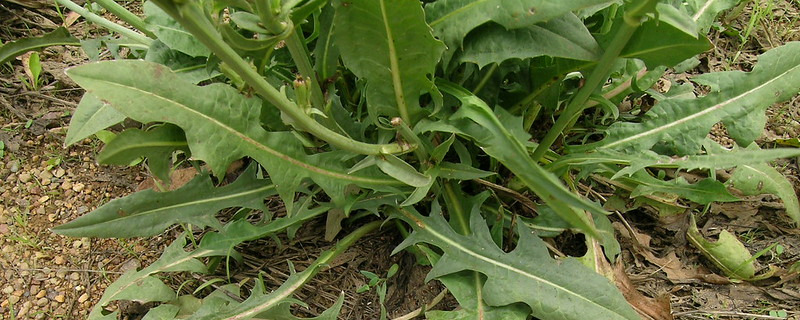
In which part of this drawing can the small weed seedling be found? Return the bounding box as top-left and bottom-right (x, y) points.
(357, 264), (399, 320)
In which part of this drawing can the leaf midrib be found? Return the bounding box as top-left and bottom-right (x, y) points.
(603, 63), (800, 149)
(692, 0), (717, 20)
(378, 0), (410, 122)
(424, 220), (627, 317)
(89, 80), (398, 186)
(96, 184), (275, 226)
(429, 0), (490, 28)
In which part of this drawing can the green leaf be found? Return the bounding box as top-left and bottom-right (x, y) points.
(394, 208), (639, 320)
(333, 0), (445, 124)
(194, 222), (379, 319)
(428, 272), (530, 320)
(88, 235), (207, 320)
(0, 27), (80, 65)
(87, 203), (330, 319)
(590, 42), (800, 155)
(141, 304), (180, 320)
(425, 80), (604, 238)
(64, 93), (126, 146)
(629, 173), (739, 205)
(727, 161), (800, 223)
(687, 214), (756, 279)
(435, 185), (531, 319)
(655, 2), (699, 38)
(375, 154), (432, 188)
(553, 146), (800, 178)
(621, 18), (712, 68)
(313, 6), (340, 81)
(460, 13), (601, 67)
(229, 11), (269, 33)
(438, 162), (495, 180)
(97, 124), (189, 182)
(66, 60), (402, 210)
(145, 40), (217, 84)
(144, 1), (210, 57)
(52, 166), (275, 238)
(425, 0), (611, 65)
(686, 0), (742, 34)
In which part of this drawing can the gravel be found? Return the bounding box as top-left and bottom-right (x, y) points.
(0, 128), (164, 318)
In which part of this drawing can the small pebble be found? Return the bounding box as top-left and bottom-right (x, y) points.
(38, 195), (50, 203)
(54, 256), (65, 265)
(77, 293), (89, 303)
(72, 183), (84, 192)
(7, 295), (20, 305)
(36, 297), (48, 306)
(69, 272), (80, 281)
(54, 168), (65, 177)
(8, 160), (19, 173)
(2, 286), (13, 294)
(61, 181), (72, 190)
(54, 295), (65, 303)
(18, 173), (31, 183)
(36, 290), (46, 298)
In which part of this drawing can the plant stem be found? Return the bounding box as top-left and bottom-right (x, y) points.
(392, 117), (430, 164)
(54, 0), (152, 46)
(530, 0), (658, 162)
(254, 0), (288, 34)
(286, 29), (325, 109)
(152, 0), (410, 155)
(91, 0), (156, 39)
(473, 63), (497, 94)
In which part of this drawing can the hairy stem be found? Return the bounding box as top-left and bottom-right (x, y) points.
(530, 0), (659, 161)
(151, 0), (410, 155)
(91, 0), (156, 39)
(55, 0), (152, 46)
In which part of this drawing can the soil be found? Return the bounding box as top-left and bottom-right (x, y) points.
(1, 1), (799, 319)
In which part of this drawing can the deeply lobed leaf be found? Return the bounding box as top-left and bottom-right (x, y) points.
(52, 166), (274, 238)
(589, 42), (800, 155)
(394, 208), (639, 320)
(66, 60), (404, 210)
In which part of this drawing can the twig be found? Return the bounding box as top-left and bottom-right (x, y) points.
(673, 310), (787, 319)
(391, 288), (448, 320)
(473, 178), (538, 214)
(13, 91), (78, 107)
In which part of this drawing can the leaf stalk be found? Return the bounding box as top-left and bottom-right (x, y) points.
(150, 0), (411, 155)
(530, 0), (659, 161)
(54, 0), (153, 46)
(91, 0), (157, 39)
(285, 29), (325, 109)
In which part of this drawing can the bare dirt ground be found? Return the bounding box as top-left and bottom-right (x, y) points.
(1, 1), (799, 319)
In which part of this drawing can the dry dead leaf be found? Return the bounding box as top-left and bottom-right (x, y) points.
(64, 11), (81, 28)
(613, 261), (673, 320)
(137, 167), (198, 191)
